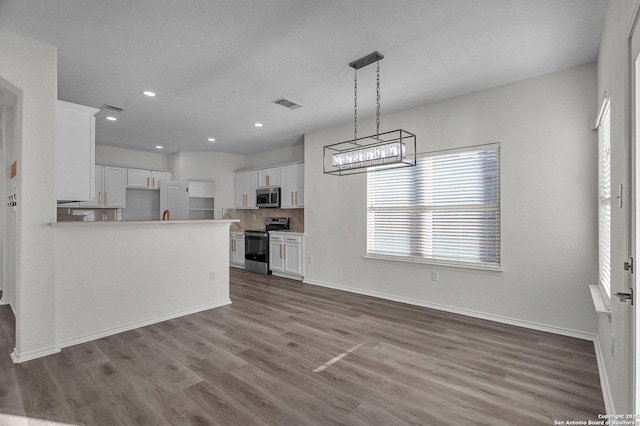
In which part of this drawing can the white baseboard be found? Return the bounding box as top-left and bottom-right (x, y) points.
(11, 345), (61, 363)
(56, 298), (232, 350)
(303, 278), (596, 341)
(592, 335), (615, 415)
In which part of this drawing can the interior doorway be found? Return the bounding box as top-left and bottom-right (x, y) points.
(0, 85), (17, 314)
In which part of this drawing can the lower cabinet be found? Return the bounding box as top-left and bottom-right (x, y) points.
(229, 232), (245, 268)
(269, 232), (304, 280)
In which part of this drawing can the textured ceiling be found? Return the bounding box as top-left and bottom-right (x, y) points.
(0, 0), (608, 155)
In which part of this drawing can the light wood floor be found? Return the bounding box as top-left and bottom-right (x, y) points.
(0, 269), (605, 425)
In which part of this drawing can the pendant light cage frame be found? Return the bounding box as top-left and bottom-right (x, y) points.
(323, 51), (417, 176)
(323, 129), (417, 175)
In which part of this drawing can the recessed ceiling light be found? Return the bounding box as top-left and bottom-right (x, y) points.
(106, 116), (117, 121)
(142, 91), (156, 97)
(254, 123), (263, 127)
(207, 138), (216, 142)
(155, 145), (163, 149)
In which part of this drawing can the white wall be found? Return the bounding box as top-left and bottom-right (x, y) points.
(304, 63), (598, 337)
(0, 29), (58, 361)
(244, 143), (304, 169)
(96, 144), (169, 170)
(54, 221), (232, 347)
(595, 0), (640, 415)
(169, 151), (246, 217)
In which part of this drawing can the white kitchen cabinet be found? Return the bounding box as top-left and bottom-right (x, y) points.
(160, 180), (189, 220)
(56, 100), (99, 201)
(127, 168), (172, 189)
(280, 163), (304, 208)
(235, 170), (258, 208)
(269, 232), (303, 280)
(229, 231), (245, 267)
(80, 165), (126, 208)
(152, 171), (172, 189)
(258, 167), (281, 188)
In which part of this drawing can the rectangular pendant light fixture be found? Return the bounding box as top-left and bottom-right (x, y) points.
(323, 51), (417, 176)
(324, 129), (416, 175)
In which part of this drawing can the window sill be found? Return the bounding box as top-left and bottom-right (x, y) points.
(363, 254), (503, 274)
(589, 285), (611, 316)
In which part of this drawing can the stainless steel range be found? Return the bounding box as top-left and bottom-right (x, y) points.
(244, 217), (289, 275)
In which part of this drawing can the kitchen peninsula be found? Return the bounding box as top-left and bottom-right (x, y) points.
(49, 219), (237, 354)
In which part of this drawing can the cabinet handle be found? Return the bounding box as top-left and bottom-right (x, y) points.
(291, 192), (294, 205)
(153, 178), (156, 187)
(295, 191), (298, 206)
(105, 192), (108, 206)
(98, 192), (102, 206)
(283, 245), (286, 260)
(266, 175), (270, 186)
(147, 177), (150, 187)
(280, 244), (283, 258)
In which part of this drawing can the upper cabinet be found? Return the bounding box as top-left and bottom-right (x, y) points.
(257, 168), (281, 188)
(79, 165), (126, 208)
(235, 170), (258, 209)
(236, 163), (303, 209)
(127, 168), (172, 189)
(280, 164), (304, 208)
(56, 100), (99, 201)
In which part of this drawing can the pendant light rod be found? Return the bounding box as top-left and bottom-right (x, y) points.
(349, 51), (384, 70)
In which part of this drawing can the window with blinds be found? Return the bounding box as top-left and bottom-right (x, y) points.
(597, 95), (611, 297)
(367, 143), (501, 270)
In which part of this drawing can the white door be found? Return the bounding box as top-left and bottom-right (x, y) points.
(160, 180), (188, 220)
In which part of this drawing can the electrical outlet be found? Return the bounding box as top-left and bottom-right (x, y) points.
(431, 271), (439, 282)
(209, 272), (216, 281)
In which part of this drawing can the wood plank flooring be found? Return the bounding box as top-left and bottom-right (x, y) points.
(0, 269), (605, 425)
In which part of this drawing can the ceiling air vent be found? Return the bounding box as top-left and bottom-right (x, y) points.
(100, 104), (125, 114)
(272, 98), (303, 110)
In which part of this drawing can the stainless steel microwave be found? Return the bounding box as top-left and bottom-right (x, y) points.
(256, 187), (280, 208)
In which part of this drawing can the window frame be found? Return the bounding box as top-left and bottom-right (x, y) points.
(365, 143), (502, 272)
(597, 93), (612, 301)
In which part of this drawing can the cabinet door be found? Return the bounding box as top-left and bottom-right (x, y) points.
(280, 165), (296, 208)
(258, 168), (281, 187)
(245, 171), (258, 208)
(284, 240), (302, 276)
(269, 240), (284, 272)
(127, 169), (152, 188)
(235, 173), (247, 208)
(56, 101), (98, 201)
(151, 171), (172, 189)
(295, 164), (304, 207)
(235, 237), (245, 266)
(80, 165), (103, 207)
(103, 166), (126, 207)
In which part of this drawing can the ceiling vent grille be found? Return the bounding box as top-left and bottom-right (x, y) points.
(272, 98), (303, 110)
(101, 104), (125, 113)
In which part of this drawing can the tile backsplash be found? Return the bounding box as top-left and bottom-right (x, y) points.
(224, 208), (304, 232)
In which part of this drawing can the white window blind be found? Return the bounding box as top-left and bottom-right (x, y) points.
(597, 95), (611, 297)
(367, 143), (501, 270)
